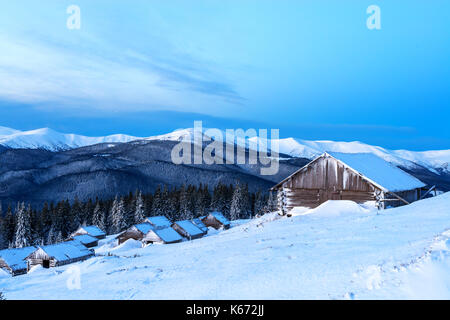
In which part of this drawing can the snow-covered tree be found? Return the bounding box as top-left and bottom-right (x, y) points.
(13, 202), (32, 248)
(254, 190), (266, 217)
(109, 196), (127, 234)
(179, 185), (194, 220)
(54, 231), (63, 244)
(92, 201), (106, 231)
(46, 226), (55, 245)
(134, 191), (145, 224)
(230, 183), (250, 220)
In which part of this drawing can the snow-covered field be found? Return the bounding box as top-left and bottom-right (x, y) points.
(1, 193), (450, 300)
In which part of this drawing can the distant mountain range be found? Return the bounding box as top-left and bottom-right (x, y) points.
(0, 125), (448, 207)
(1, 126), (449, 173)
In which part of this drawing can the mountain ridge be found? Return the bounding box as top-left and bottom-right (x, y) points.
(1, 125), (448, 174)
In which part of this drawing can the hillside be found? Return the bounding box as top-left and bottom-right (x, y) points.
(1, 193), (450, 299)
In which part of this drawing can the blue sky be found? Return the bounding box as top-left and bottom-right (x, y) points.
(0, 1), (448, 150)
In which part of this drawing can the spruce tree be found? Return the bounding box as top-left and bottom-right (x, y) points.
(13, 202), (32, 248)
(3, 205), (15, 246)
(0, 215), (6, 249)
(134, 191), (145, 224)
(254, 190), (266, 217)
(151, 185), (162, 217)
(109, 196), (127, 234)
(92, 201), (106, 231)
(179, 185), (194, 220)
(230, 182), (250, 220)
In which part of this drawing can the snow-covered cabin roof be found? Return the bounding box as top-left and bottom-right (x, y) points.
(175, 220), (204, 237)
(80, 226), (106, 238)
(0, 246), (37, 272)
(71, 234), (98, 246)
(133, 223), (154, 235)
(145, 216), (172, 229)
(153, 227), (183, 243)
(211, 212), (231, 227)
(328, 152), (426, 192)
(192, 218), (208, 233)
(36, 242), (93, 262)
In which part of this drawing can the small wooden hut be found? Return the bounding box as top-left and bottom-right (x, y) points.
(144, 216), (172, 229)
(191, 218), (209, 234)
(0, 246), (37, 276)
(117, 223), (154, 245)
(69, 234), (99, 248)
(271, 152), (427, 214)
(141, 227), (183, 245)
(201, 212), (231, 230)
(71, 225), (106, 240)
(26, 241), (94, 269)
(172, 220), (205, 240)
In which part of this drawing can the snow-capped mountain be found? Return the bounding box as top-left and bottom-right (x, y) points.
(0, 125), (449, 173)
(0, 126), (143, 150)
(250, 137), (450, 174)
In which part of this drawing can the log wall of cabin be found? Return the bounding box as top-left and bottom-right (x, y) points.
(142, 231), (164, 244)
(118, 230), (143, 245)
(279, 156), (382, 211)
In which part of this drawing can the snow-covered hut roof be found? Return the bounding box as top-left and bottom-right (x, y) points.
(80, 226), (106, 238)
(71, 234), (98, 246)
(37, 242), (93, 262)
(145, 216), (172, 229)
(328, 152), (426, 192)
(192, 218), (208, 233)
(211, 212), (231, 227)
(153, 227), (183, 243)
(175, 220), (204, 237)
(133, 223), (154, 235)
(0, 246), (37, 272)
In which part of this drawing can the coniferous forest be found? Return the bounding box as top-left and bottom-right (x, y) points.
(0, 182), (276, 249)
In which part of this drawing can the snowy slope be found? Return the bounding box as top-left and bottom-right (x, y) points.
(0, 125), (449, 173)
(1, 193), (450, 299)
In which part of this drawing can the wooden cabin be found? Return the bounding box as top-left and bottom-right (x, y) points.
(172, 220), (205, 240)
(71, 225), (106, 240)
(271, 152), (427, 215)
(141, 227), (183, 245)
(191, 218), (209, 234)
(201, 212), (231, 230)
(0, 246), (37, 276)
(144, 216), (172, 229)
(116, 223), (153, 245)
(69, 234), (99, 248)
(26, 241), (94, 269)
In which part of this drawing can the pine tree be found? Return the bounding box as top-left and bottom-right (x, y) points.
(3, 205), (15, 246)
(55, 231), (63, 244)
(69, 197), (83, 234)
(0, 214), (6, 249)
(151, 185), (162, 217)
(92, 201), (106, 231)
(230, 182), (250, 220)
(134, 191), (145, 224)
(13, 202), (32, 248)
(254, 190), (266, 217)
(179, 185), (194, 220)
(46, 226), (55, 245)
(109, 196), (127, 234)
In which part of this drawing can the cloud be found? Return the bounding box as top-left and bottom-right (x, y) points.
(0, 30), (243, 113)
